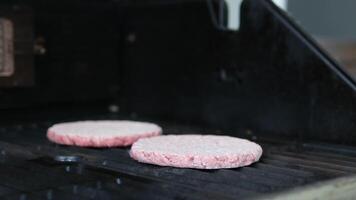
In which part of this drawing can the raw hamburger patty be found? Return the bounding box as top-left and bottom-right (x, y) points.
(130, 135), (262, 169)
(47, 120), (162, 147)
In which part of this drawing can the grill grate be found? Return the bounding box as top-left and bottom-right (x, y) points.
(0, 120), (355, 199)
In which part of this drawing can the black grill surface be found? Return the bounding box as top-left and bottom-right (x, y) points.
(0, 118), (355, 200)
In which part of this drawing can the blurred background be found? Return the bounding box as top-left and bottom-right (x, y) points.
(288, 0), (356, 76)
(226, 0), (356, 77)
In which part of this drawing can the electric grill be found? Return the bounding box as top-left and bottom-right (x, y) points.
(0, 0), (356, 199)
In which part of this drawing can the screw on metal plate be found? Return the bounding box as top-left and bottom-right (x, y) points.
(126, 33), (136, 43)
(65, 165), (71, 172)
(246, 129), (253, 135)
(108, 104), (120, 113)
(219, 68), (228, 81)
(54, 155), (82, 163)
(116, 177), (122, 185)
(102, 160), (108, 166)
(34, 36), (46, 55)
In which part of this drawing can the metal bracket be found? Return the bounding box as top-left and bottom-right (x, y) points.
(209, 0), (288, 31)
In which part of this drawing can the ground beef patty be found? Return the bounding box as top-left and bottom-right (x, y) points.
(47, 120), (162, 147)
(130, 135), (262, 169)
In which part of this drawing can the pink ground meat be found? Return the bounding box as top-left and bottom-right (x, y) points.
(47, 120), (162, 147)
(130, 134), (262, 169)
